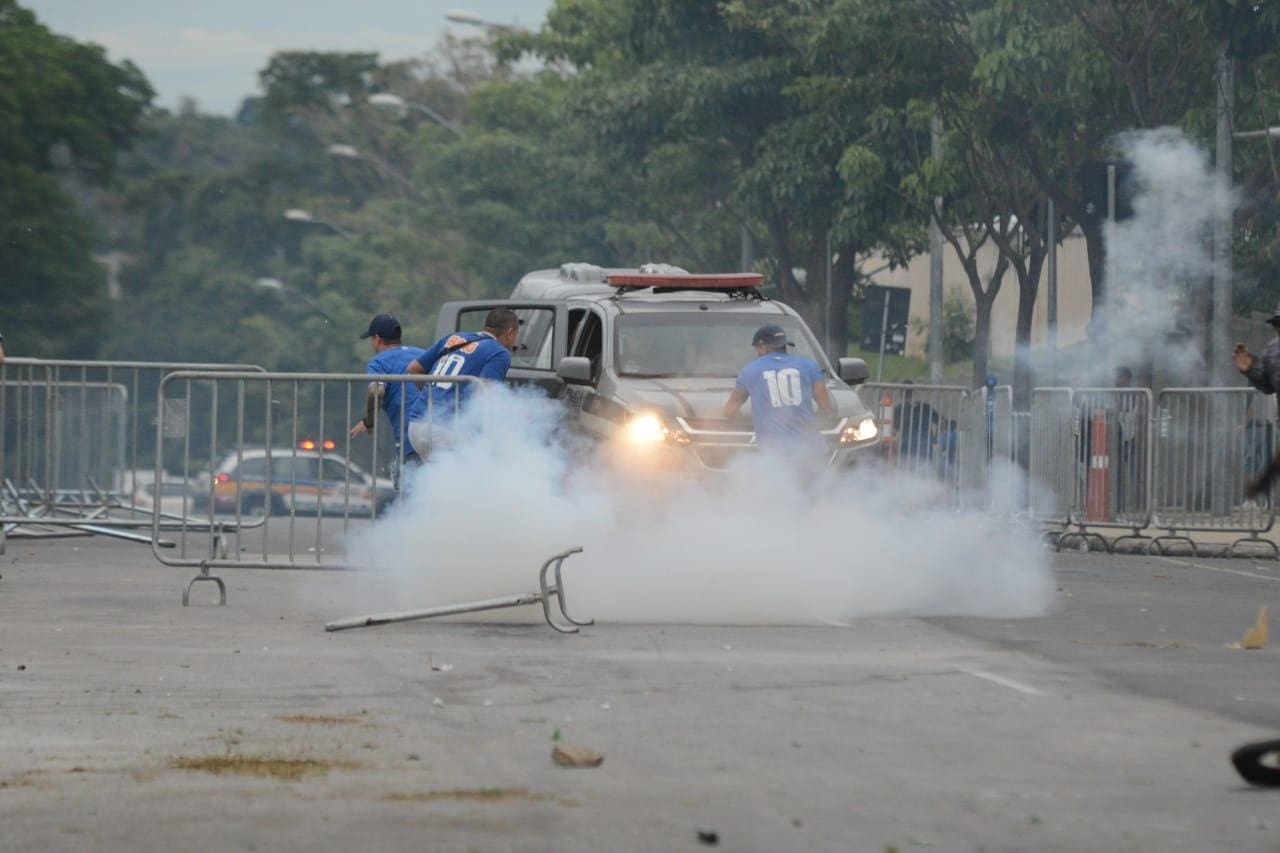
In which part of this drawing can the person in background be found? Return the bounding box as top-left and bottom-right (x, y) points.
(0, 331), (6, 366)
(349, 313), (426, 490)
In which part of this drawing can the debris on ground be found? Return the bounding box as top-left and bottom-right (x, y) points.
(1230, 739), (1280, 787)
(551, 744), (603, 768)
(697, 829), (719, 845)
(1240, 606), (1268, 650)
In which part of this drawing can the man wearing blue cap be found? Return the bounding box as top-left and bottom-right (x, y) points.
(350, 313), (426, 488)
(724, 323), (833, 461)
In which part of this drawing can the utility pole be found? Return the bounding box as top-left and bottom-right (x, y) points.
(928, 115), (944, 384)
(1211, 42), (1234, 388)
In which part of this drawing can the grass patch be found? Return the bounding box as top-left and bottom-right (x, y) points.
(170, 754), (361, 781)
(278, 714), (363, 726)
(382, 787), (571, 805)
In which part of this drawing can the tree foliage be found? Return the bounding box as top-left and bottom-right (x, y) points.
(0, 0), (151, 357)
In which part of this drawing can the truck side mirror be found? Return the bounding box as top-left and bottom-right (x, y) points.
(557, 356), (593, 385)
(838, 358), (869, 386)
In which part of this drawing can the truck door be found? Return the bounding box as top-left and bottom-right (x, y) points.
(434, 300), (569, 397)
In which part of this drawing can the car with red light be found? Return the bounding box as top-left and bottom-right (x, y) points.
(208, 442), (396, 517)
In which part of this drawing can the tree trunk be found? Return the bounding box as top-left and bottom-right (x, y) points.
(1013, 251), (1046, 411)
(972, 293), (994, 389)
(827, 247), (858, 360)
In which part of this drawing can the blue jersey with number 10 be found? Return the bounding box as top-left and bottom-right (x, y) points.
(408, 332), (511, 421)
(735, 352), (826, 453)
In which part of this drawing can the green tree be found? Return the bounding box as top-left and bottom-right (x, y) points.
(0, 1), (152, 357)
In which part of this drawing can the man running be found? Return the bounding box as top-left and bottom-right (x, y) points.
(405, 308), (519, 458)
(349, 313), (426, 488)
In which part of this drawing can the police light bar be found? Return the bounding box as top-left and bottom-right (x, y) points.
(299, 439), (317, 450)
(606, 272), (765, 290)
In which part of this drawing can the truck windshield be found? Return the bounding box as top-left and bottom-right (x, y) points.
(615, 315), (826, 378)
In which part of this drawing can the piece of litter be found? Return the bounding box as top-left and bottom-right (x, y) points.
(552, 744), (603, 768)
(722, 645), (733, 651)
(599, 703), (611, 710)
(431, 662), (454, 672)
(432, 698), (445, 707)
(1242, 606), (1269, 650)
(482, 699), (493, 707)
(697, 829), (719, 846)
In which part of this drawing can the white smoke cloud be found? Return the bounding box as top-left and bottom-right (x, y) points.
(1096, 127), (1232, 382)
(342, 386), (1053, 625)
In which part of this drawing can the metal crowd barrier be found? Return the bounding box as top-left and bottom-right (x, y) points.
(858, 383), (1016, 511)
(1, 358), (268, 552)
(153, 370), (472, 604)
(1149, 388), (1278, 557)
(1028, 387), (1154, 552)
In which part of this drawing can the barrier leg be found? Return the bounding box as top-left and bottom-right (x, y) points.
(183, 559), (227, 606)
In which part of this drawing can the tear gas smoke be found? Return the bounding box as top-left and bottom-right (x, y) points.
(1092, 127), (1233, 383)
(345, 387), (1052, 625)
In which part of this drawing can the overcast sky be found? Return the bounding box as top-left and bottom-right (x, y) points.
(24, 0), (554, 115)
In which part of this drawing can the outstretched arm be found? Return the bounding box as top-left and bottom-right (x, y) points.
(350, 383), (384, 437)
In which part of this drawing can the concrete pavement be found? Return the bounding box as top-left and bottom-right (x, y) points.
(1, 538), (1278, 852)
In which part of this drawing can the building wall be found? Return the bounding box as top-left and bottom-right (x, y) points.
(869, 231), (1094, 360)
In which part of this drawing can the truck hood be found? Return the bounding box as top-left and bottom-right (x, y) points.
(617, 378), (870, 425)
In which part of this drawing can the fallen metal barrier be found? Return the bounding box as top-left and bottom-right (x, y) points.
(1149, 388), (1277, 557)
(154, 370), (471, 604)
(325, 547), (592, 634)
(1, 358), (268, 553)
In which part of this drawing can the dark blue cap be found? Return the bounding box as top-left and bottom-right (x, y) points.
(361, 313), (401, 340)
(752, 324), (788, 348)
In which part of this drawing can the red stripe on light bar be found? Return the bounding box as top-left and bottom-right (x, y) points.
(606, 273), (764, 289)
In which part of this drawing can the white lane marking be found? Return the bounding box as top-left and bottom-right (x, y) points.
(1155, 556), (1280, 583)
(958, 667), (1042, 696)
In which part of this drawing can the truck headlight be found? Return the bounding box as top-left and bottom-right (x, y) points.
(622, 414), (690, 446)
(839, 416), (878, 445)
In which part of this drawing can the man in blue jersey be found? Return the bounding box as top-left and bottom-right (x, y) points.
(723, 324), (834, 462)
(405, 307), (519, 459)
(349, 313), (427, 488)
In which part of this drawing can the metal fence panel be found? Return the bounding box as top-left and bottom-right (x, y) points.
(1152, 388), (1276, 539)
(1, 359), (267, 547)
(858, 383), (1012, 510)
(1028, 388), (1075, 526)
(153, 371), (475, 590)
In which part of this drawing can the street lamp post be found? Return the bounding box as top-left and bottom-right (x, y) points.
(253, 277), (333, 324)
(367, 93), (465, 139)
(283, 208), (357, 239)
(445, 10), (521, 32)
(326, 143), (427, 201)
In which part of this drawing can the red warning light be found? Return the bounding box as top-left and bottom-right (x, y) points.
(606, 272), (764, 290)
(322, 439), (336, 451)
(299, 439), (317, 450)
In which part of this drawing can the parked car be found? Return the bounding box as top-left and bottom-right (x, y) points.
(115, 470), (208, 517)
(208, 444), (396, 517)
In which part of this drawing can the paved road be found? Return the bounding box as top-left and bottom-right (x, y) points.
(1, 537), (1277, 852)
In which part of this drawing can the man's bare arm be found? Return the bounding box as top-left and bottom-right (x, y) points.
(724, 386), (748, 419)
(813, 381), (834, 415)
(349, 382), (384, 437)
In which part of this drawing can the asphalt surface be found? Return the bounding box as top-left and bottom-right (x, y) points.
(1, 535), (1278, 852)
